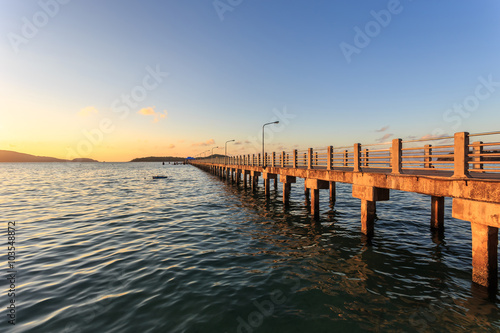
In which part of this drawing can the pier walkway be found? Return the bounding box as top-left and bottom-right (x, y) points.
(190, 131), (500, 290)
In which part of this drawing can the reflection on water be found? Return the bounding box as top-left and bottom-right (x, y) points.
(0, 162), (498, 332)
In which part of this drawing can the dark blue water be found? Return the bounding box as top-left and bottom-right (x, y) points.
(1, 163), (499, 332)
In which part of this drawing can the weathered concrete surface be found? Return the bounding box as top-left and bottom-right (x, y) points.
(306, 178), (329, 190)
(352, 185), (390, 201)
(470, 222), (498, 288)
(453, 199), (500, 228)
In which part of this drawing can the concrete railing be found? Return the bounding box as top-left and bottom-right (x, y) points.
(195, 131), (500, 177)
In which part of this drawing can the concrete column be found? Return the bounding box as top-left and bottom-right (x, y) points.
(329, 181), (336, 205)
(244, 170), (250, 188)
(352, 185), (390, 236)
(471, 223), (498, 289)
(452, 198), (500, 288)
(264, 177), (270, 196)
(361, 200), (376, 236)
(354, 143), (361, 172)
(283, 183), (292, 204)
(251, 171), (261, 191)
(308, 148), (313, 169)
(235, 170), (241, 185)
(431, 196), (444, 230)
(306, 179), (329, 219)
(424, 144), (433, 169)
(392, 138), (402, 174)
(327, 146), (333, 170)
(472, 141), (484, 172)
(280, 175), (296, 205)
(311, 189), (320, 219)
(262, 173), (277, 196)
(453, 132), (470, 178)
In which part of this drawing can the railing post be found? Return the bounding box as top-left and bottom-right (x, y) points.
(272, 152), (276, 167)
(424, 144), (433, 169)
(344, 150), (348, 167)
(258, 153), (261, 167)
(281, 151), (285, 167)
(353, 143), (361, 172)
(264, 152), (267, 167)
(363, 148), (369, 167)
(392, 139), (402, 174)
(472, 141), (484, 172)
(308, 148), (313, 169)
(327, 146), (333, 170)
(453, 132), (470, 178)
(252, 154), (255, 166)
(293, 150), (297, 168)
(315, 151), (318, 167)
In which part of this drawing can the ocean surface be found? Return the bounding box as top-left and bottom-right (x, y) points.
(1, 162), (499, 333)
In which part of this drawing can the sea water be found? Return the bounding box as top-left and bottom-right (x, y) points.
(1, 162), (499, 332)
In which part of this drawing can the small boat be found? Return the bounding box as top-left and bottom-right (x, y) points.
(152, 176), (168, 179)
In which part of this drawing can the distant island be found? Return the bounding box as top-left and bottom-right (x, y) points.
(0, 150), (99, 163)
(130, 156), (187, 162)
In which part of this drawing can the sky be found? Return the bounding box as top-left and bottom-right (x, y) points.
(1, 0), (500, 162)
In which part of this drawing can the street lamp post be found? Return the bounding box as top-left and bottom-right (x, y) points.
(211, 146), (219, 163)
(262, 121), (279, 167)
(225, 139), (235, 165)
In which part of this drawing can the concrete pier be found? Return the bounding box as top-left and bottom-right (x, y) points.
(193, 131), (500, 290)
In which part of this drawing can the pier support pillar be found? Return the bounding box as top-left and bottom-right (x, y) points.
(306, 179), (329, 219)
(280, 175), (296, 205)
(263, 173), (277, 196)
(453, 198), (500, 289)
(329, 182), (336, 205)
(352, 185), (390, 236)
(251, 171), (261, 191)
(235, 169), (241, 185)
(361, 200), (376, 236)
(243, 170), (250, 188)
(431, 196), (445, 231)
(304, 182), (310, 200)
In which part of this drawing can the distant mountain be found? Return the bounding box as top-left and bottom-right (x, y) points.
(130, 156), (186, 162)
(0, 150), (99, 162)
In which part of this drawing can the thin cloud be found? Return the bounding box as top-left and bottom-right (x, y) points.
(420, 133), (450, 140)
(375, 125), (389, 133)
(376, 133), (393, 143)
(79, 106), (98, 117)
(168, 144), (175, 149)
(192, 139), (216, 147)
(137, 106), (168, 123)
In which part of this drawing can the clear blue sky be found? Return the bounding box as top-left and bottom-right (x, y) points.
(1, 0), (499, 161)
